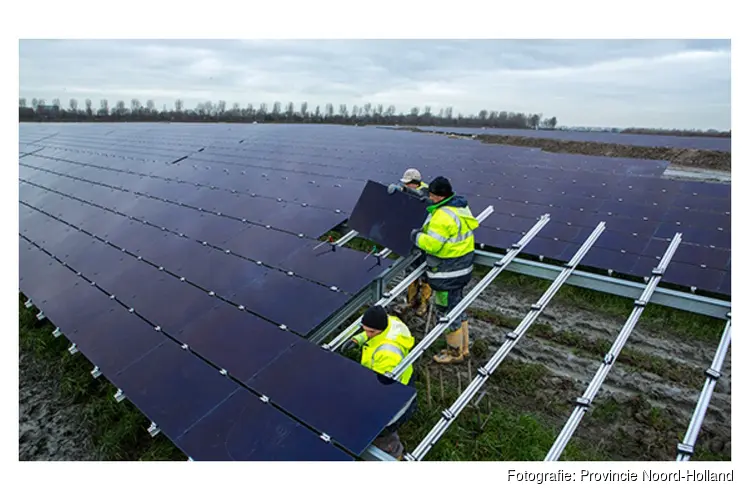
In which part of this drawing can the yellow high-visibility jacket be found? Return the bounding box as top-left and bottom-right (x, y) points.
(412, 194), (478, 291)
(353, 316), (414, 385)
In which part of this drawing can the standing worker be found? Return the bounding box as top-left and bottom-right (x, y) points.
(388, 168), (432, 316)
(343, 305), (418, 459)
(410, 176), (478, 364)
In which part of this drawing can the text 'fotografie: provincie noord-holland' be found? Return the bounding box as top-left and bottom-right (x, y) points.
(507, 470), (733, 484)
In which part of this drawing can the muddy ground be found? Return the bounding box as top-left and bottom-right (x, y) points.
(19, 350), (97, 461)
(393, 276), (731, 461)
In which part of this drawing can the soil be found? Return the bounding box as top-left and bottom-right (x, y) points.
(400, 127), (732, 173)
(18, 350), (98, 461)
(393, 277), (731, 461)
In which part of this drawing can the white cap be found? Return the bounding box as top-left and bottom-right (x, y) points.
(400, 168), (422, 184)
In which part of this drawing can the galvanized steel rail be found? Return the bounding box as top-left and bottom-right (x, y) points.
(404, 221), (606, 461)
(545, 233), (683, 461)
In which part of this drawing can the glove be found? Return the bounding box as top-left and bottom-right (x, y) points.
(387, 184), (401, 195)
(341, 338), (359, 353)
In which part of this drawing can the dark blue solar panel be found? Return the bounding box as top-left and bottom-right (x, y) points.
(177, 302), (298, 382)
(248, 340), (416, 455)
(175, 389), (353, 461)
(223, 225), (301, 264)
(114, 341), (239, 438)
(348, 180), (427, 256)
(233, 271), (349, 336)
(277, 243), (385, 294)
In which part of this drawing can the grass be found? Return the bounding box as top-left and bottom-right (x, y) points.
(467, 306), (706, 387)
(397, 363), (608, 461)
(473, 265), (726, 343)
(19, 294), (184, 461)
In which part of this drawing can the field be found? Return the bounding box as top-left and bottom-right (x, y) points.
(18, 123), (731, 461)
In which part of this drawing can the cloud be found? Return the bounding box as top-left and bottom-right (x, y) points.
(19, 39), (731, 129)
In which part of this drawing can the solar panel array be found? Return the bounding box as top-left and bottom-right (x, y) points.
(18, 121), (731, 459)
(18, 123), (420, 461)
(408, 126), (732, 152)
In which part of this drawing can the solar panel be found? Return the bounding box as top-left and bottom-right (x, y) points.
(247, 340), (417, 455)
(348, 180), (429, 256)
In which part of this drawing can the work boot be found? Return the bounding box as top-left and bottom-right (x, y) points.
(461, 321), (470, 357)
(415, 283), (432, 317)
(433, 328), (465, 364)
(406, 281), (419, 308)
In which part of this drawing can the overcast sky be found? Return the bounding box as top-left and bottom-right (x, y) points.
(19, 39), (731, 130)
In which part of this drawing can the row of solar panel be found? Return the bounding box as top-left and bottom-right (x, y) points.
(21, 159), (730, 295)
(20, 216), (416, 457)
(18, 185), (387, 335)
(21, 153), (730, 255)
(24, 150), (730, 236)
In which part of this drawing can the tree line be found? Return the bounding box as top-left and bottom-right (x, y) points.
(18, 97), (558, 129)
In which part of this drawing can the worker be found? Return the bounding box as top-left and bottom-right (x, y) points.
(410, 176), (478, 364)
(387, 168), (430, 201)
(343, 305), (418, 459)
(388, 168), (432, 316)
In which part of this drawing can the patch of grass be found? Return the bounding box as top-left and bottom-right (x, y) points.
(19, 294), (184, 461)
(481, 269), (725, 343)
(398, 365), (607, 461)
(468, 306), (706, 387)
(590, 397), (622, 424)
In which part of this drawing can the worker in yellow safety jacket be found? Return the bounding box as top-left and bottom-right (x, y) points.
(388, 168), (432, 316)
(343, 305), (418, 459)
(410, 176), (479, 364)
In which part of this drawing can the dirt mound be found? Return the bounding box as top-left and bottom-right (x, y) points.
(398, 127), (732, 172)
(476, 134), (731, 172)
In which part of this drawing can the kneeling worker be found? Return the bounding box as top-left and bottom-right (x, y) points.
(344, 305), (418, 459)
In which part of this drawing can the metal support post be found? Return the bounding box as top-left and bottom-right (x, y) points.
(676, 314), (732, 461)
(545, 233), (683, 461)
(322, 205), (495, 352)
(387, 214), (552, 380)
(403, 222), (606, 461)
(405, 222), (605, 460)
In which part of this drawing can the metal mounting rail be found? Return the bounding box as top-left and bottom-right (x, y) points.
(386, 213), (552, 381)
(676, 313), (732, 461)
(336, 230), (359, 247)
(404, 221), (606, 461)
(544, 233), (683, 461)
(323, 205), (495, 352)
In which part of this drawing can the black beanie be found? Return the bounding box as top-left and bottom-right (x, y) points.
(362, 305), (388, 331)
(429, 176), (453, 197)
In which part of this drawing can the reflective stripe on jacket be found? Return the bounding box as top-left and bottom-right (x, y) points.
(358, 316), (414, 385)
(414, 194), (478, 291)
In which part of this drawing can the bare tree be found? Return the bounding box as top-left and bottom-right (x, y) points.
(300, 101), (308, 118)
(272, 102), (282, 117)
(19, 98), (27, 108)
(115, 100), (126, 116)
(85, 99), (93, 116)
(131, 99), (141, 113)
(175, 99), (184, 112)
(325, 103), (334, 118)
(376, 104), (383, 116)
(52, 98), (61, 109)
(339, 104), (348, 118)
(99, 99), (109, 116)
(285, 102), (295, 120)
(363, 103), (372, 117)
(314, 105), (321, 118)
(217, 100), (226, 115)
(146, 100), (155, 113)
(352, 105), (360, 118)
(69, 98), (78, 111)
(445, 107), (453, 120)
(31, 98), (39, 109)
